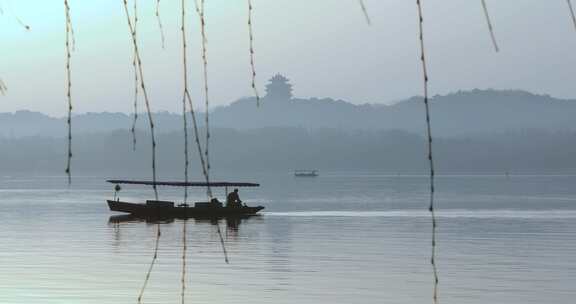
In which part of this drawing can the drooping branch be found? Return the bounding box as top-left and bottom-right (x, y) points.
(64, 1), (76, 51)
(121, 0), (159, 201)
(184, 92), (210, 197)
(0, 6), (26, 99)
(0, 78), (7, 95)
(358, 0), (371, 25)
(181, 0), (191, 204)
(481, 0), (499, 52)
(156, 0), (166, 49)
(187, 2), (228, 264)
(182, 95), (189, 204)
(64, 0), (74, 184)
(131, 0), (139, 151)
(568, 0), (576, 31)
(121, 2), (162, 300)
(16, 16), (31, 31)
(137, 225), (161, 304)
(415, 1), (439, 303)
(197, 0), (213, 199)
(182, 0), (210, 203)
(216, 221), (229, 264)
(0, 3), (31, 31)
(247, 0), (261, 106)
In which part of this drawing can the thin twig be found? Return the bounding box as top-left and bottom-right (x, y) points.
(138, 225), (161, 304)
(122, 2), (161, 300)
(181, 0), (191, 204)
(247, 0), (261, 106)
(194, 0), (201, 18)
(0, 3), (31, 30)
(189, 0), (211, 184)
(416, 1), (439, 303)
(121, 0), (159, 201)
(185, 90), (210, 184)
(156, 0), (166, 49)
(358, 0), (371, 26)
(0, 78), (7, 95)
(186, 6), (227, 266)
(131, 0), (139, 151)
(182, 0), (210, 201)
(64, 0), (74, 185)
(182, 99), (189, 203)
(216, 221), (229, 264)
(481, 0), (499, 52)
(63, 1), (76, 51)
(198, 0), (213, 199)
(16, 16), (30, 31)
(568, 0), (576, 31)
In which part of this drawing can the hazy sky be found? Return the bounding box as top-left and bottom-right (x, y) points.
(1, 0), (575, 116)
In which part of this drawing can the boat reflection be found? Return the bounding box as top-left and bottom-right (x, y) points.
(108, 214), (263, 232)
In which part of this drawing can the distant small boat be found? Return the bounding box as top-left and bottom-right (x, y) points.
(294, 169), (319, 177)
(106, 180), (265, 219)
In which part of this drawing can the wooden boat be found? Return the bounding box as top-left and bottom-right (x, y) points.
(106, 180), (264, 218)
(294, 169), (319, 177)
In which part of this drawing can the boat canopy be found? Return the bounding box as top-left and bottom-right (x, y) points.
(107, 180), (260, 187)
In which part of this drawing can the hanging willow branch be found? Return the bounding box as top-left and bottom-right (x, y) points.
(64, 0), (74, 185)
(247, 0), (261, 105)
(137, 225), (161, 304)
(121, 1), (161, 300)
(0, 3), (31, 31)
(11, 12), (30, 30)
(481, 0), (499, 52)
(0, 78), (7, 95)
(186, 1), (228, 263)
(156, 0), (166, 49)
(216, 221), (229, 263)
(415, 1), (439, 303)
(121, 0), (159, 200)
(185, 94), (210, 197)
(16, 16), (31, 31)
(198, 0), (213, 199)
(64, 2), (76, 51)
(182, 100), (189, 203)
(358, 0), (371, 25)
(131, 0), (139, 151)
(182, 0), (210, 203)
(180, 0), (191, 204)
(568, 0), (576, 31)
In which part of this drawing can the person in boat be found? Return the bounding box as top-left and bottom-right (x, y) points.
(226, 188), (242, 207)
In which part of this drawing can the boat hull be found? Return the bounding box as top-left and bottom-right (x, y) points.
(107, 200), (264, 218)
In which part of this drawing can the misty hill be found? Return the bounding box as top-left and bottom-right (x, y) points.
(2, 75), (576, 138)
(2, 128), (576, 175)
(213, 85), (576, 136)
(0, 110), (185, 139)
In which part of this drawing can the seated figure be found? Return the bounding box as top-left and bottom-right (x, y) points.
(226, 189), (242, 207)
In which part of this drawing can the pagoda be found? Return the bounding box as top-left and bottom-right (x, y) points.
(265, 74), (293, 101)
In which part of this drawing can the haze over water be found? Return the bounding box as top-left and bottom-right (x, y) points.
(1, 173), (575, 304)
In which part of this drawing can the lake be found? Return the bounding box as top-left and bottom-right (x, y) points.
(1, 173), (575, 303)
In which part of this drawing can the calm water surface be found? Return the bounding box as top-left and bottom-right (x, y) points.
(1, 173), (575, 303)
